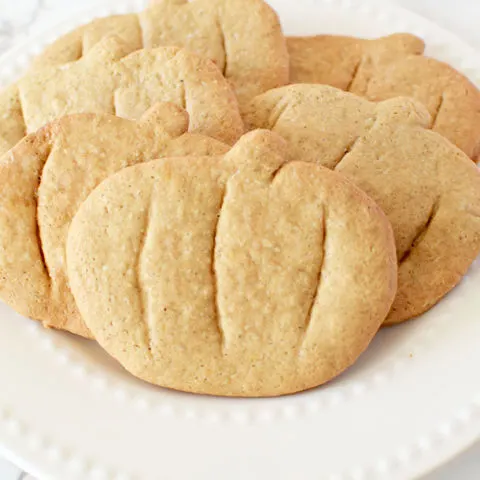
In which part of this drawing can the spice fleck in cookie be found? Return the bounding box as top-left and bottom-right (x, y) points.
(244, 84), (480, 324)
(33, 0), (289, 110)
(67, 130), (397, 397)
(0, 103), (229, 338)
(0, 38), (243, 155)
(287, 33), (480, 160)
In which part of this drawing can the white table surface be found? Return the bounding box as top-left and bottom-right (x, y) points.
(0, 0), (478, 478)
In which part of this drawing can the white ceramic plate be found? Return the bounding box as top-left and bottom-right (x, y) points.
(0, 0), (479, 479)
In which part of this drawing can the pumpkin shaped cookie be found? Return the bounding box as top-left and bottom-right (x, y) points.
(32, 0), (289, 111)
(0, 38), (243, 155)
(244, 84), (480, 324)
(287, 33), (480, 160)
(0, 103), (228, 338)
(67, 130), (397, 396)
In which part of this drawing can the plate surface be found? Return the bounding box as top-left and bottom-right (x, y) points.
(0, 0), (479, 479)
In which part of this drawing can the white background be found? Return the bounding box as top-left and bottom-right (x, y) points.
(0, 0), (478, 478)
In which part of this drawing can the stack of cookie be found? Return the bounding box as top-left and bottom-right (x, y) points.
(0, 0), (479, 397)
